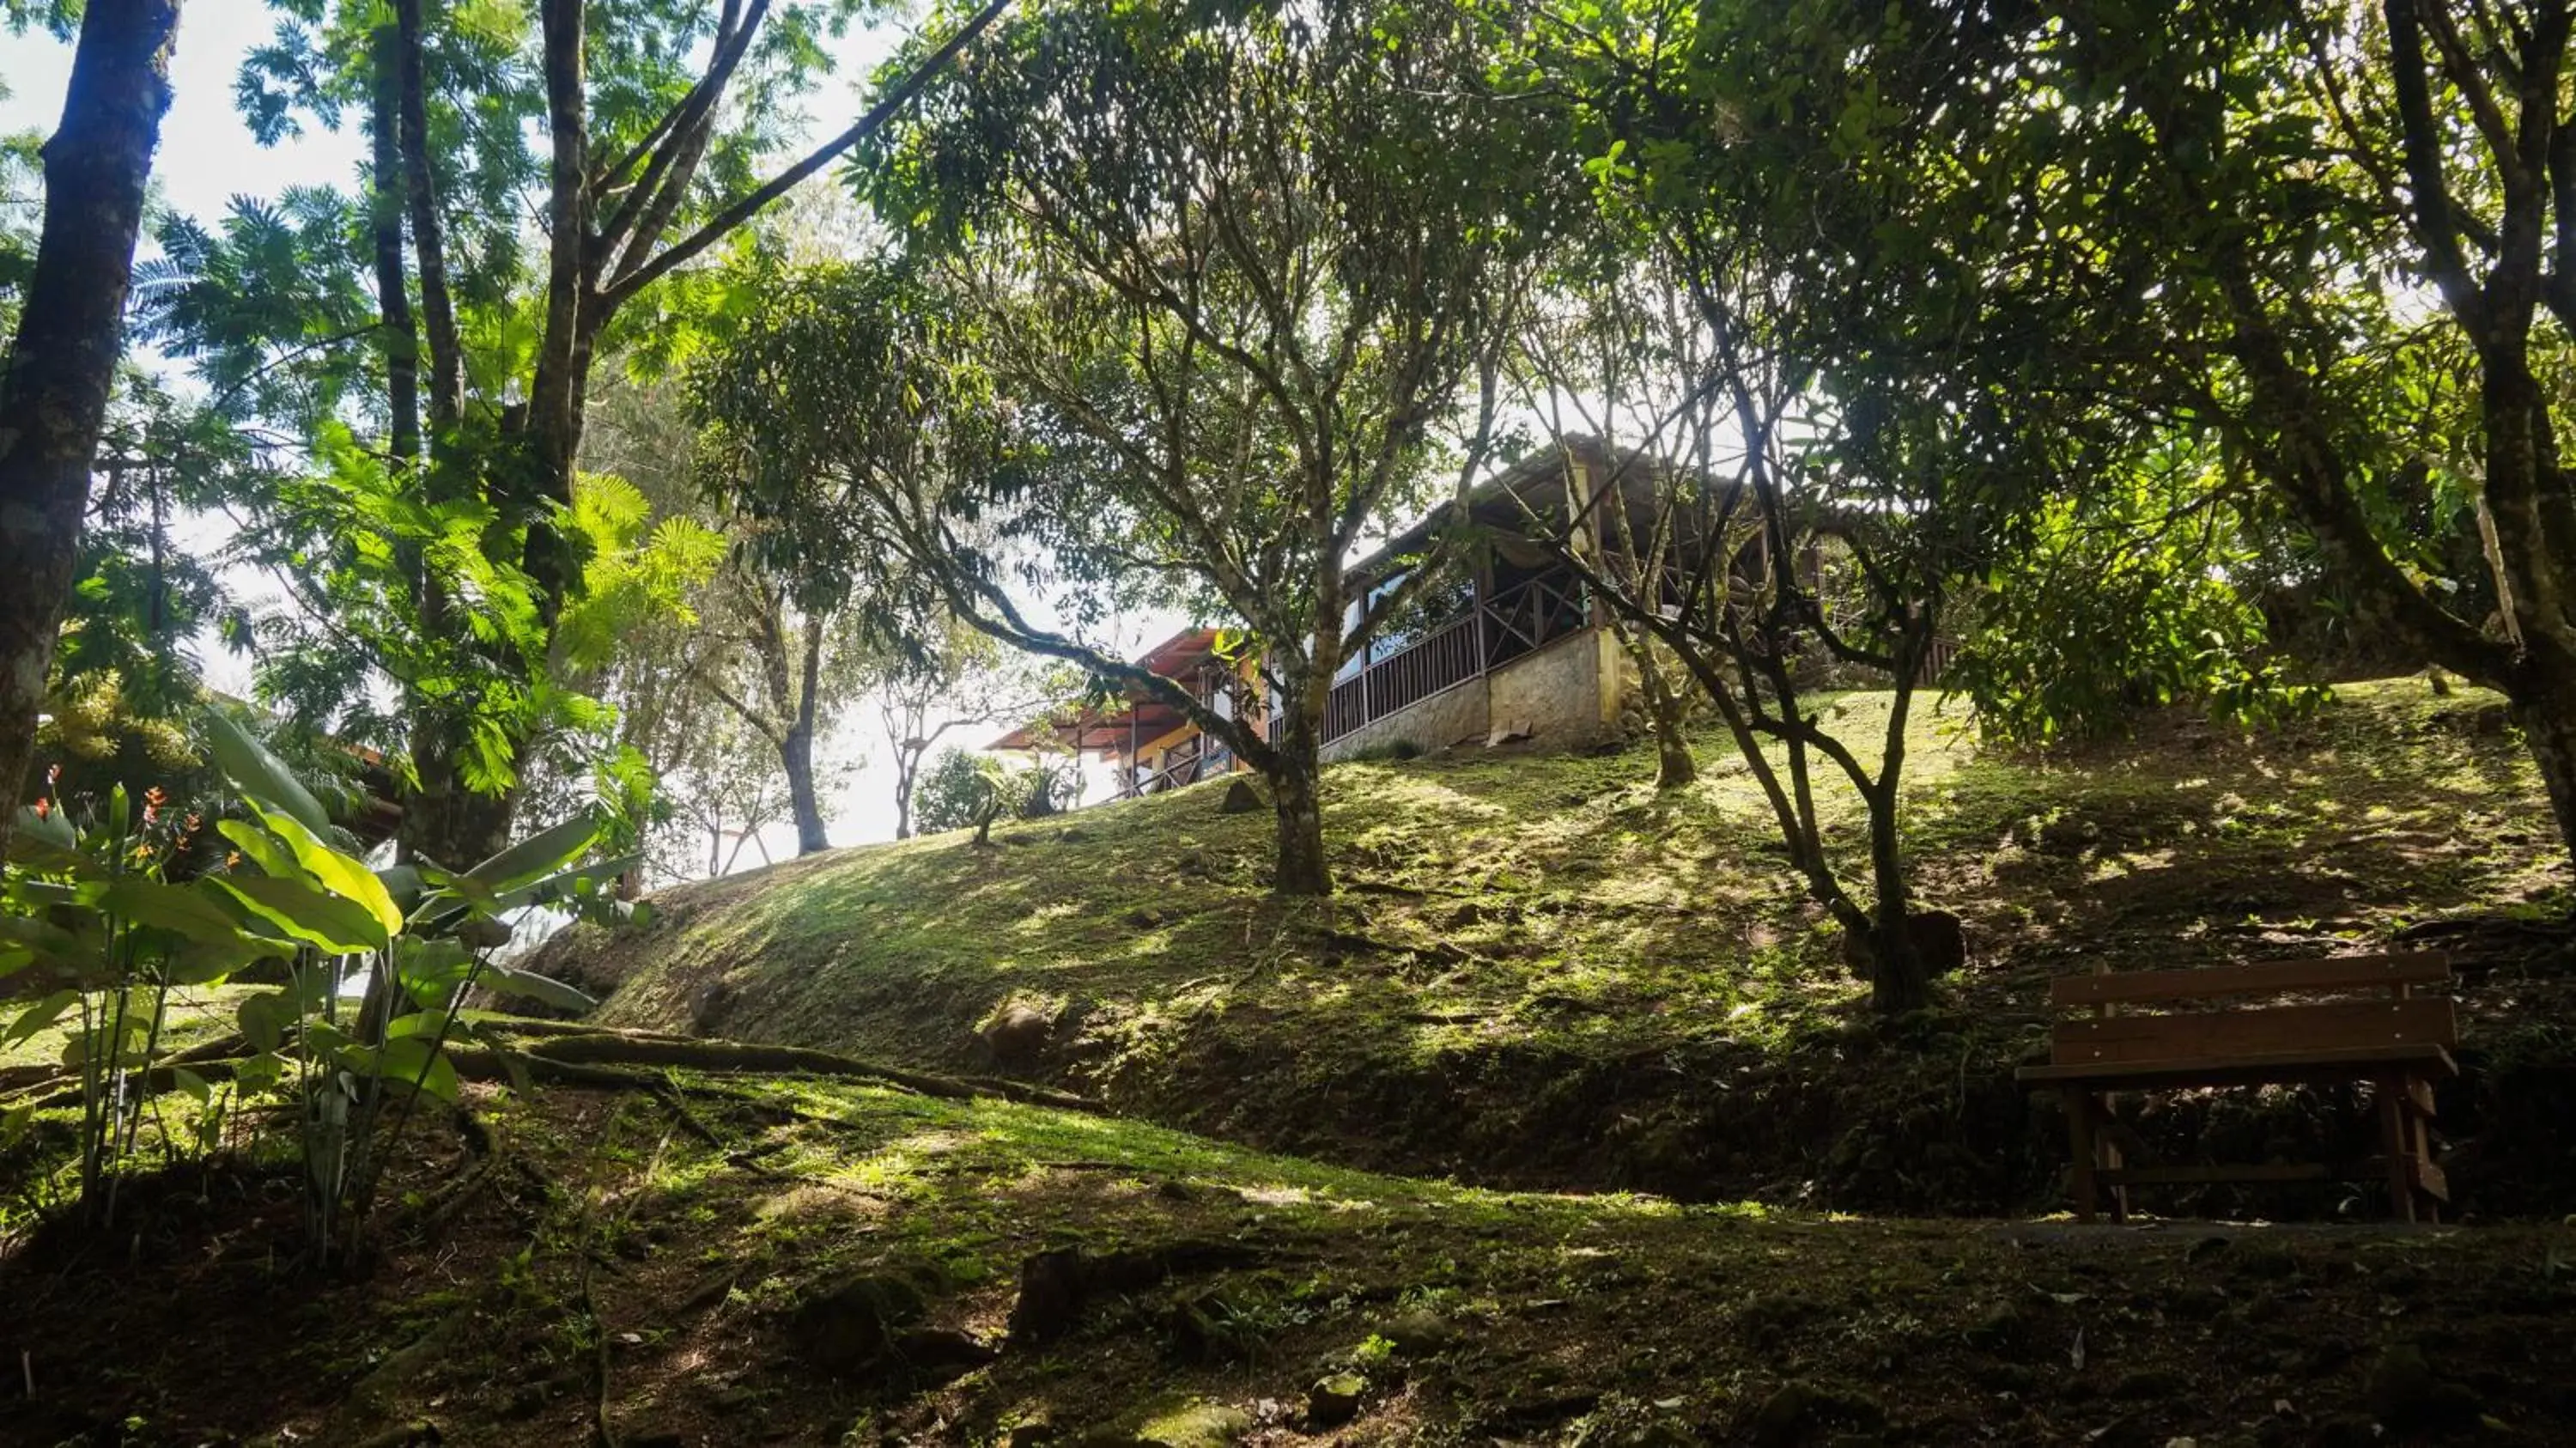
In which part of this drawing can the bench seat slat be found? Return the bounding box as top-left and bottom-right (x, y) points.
(2047, 952), (2452, 1008)
(2050, 997), (2455, 1067)
(2018, 1042), (2458, 1090)
(2096, 1163), (2333, 1186)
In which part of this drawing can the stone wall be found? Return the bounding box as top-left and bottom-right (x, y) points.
(1321, 626), (1631, 763)
(1320, 674), (1489, 761)
(1486, 628), (1624, 750)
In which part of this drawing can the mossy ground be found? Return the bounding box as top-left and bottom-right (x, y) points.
(6, 1072), (2573, 1447)
(534, 678), (2576, 1216)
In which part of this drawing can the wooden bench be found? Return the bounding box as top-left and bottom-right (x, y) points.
(2018, 953), (2458, 1223)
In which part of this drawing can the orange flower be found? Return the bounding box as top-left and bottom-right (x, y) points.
(32, 798), (49, 820)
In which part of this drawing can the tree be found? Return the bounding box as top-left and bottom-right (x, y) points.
(0, 0), (183, 860)
(833, 0), (1554, 895)
(143, 0), (1012, 870)
(868, 615), (1065, 841)
(2033, 2), (2576, 873)
(1524, 0), (2133, 1010)
(688, 548), (874, 855)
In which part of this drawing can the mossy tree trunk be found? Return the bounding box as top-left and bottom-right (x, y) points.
(1268, 715), (1330, 897)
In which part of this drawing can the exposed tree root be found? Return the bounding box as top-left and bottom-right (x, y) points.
(477, 1030), (1103, 1112)
(4, 1019), (1102, 1135)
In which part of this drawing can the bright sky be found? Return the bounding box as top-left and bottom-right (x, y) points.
(1, 2), (1180, 869)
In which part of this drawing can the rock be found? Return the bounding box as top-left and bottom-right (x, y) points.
(998, 1408), (1059, 1447)
(1487, 721), (1536, 746)
(2111, 1367), (2189, 1401)
(1057, 826), (1092, 843)
(789, 1271), (932, 1372)
(686, 979), (735, 1033)
(2366, 1344), (2481, 1432)
(979, 1002), (1054, 1071)
(1748, 1382), (1818, 1448)
(1008, 1241), (1269, 1347)
(1306, 1372), (1365, 1429)
(1964, 1304), (2032, 1353)
(890, 1327), (997, 1379)
(1217, 779), (1264, 815)
(1375, 1309), (1455, 1355)
(1748, 1380), (1885, 1448)
(2083, 1416), (2154, 1448)
(2310, 1415), (2380, 1448)
(1133, 1400), (1253, 1447)
(1125, 907), (1166, 928)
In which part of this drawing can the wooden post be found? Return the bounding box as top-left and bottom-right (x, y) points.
(2377, 1070), (2418, 1224)
(2063, 1087), (2100, 1224)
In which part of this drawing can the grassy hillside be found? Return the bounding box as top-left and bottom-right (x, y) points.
(537, 678), (2576, 1215)
(9, 1071), (2573, 1446)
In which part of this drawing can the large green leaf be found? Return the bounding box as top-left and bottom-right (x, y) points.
(216, 818), (302, 881)
(215, 874), (388, 954)
(92, 878), (251, 948)
(372, 1036), (462, 1104)
(203, 711), (331, 832)
(247, 801), (403, 938)
(2, 989), (78, 1049)
(477, 964), (598, 1013)
(9, 803), (77, 864)
(459, 812), (602, 895)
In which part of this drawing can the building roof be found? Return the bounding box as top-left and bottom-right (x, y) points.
(987, 627), (1227, 753)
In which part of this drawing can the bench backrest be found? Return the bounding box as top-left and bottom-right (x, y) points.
(2047, 952), (2456, 1068)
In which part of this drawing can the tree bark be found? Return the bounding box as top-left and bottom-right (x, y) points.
(893, 743), (920, 841)
(780, 721), (827, 855)
(1267, 703), (1331, 896)
(0, 0), (181, 851)
(1631, 642), (1698, 790)
(1862, 785), (1929, 1013)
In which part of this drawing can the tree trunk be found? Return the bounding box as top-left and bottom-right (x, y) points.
(0, 0), (180, 852)
(781, 723), (828, 855)
(1267, 704), (1330, 897)
(1634, 644), (1697, 790)
(2511, 684), (2576, 872)
(1862, 786), (1929, 1013)
(893, 744), (920, 841)
(400, 718), (516, 868)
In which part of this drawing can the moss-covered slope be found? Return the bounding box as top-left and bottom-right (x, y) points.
(538, 679), (2576, 1214)
(10, 1074), (2573, 1447)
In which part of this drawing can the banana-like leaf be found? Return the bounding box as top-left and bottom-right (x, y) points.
(217, 818), (302, 881)
(493, 855), (642, 915)
(460, 812), (602, 895)
(2, 989), (78, 1049)
(203, 711), (330, 832)
(377, 863), (425, 914)
(93, 878), (252, 947)
(215, 874), (388, 954)
(9, 804), (77, 863)
(369, 1037), (462, 1104)
(247, 801), (403, 938)
(478, 964), (597, 1013)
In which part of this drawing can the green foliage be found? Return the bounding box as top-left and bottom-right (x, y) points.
(1, 716), (613, 1262)
(909, 745), (1066, 837)
(1950, 441), (2328, 744)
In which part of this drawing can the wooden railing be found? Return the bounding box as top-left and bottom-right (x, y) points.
(1312, 572), (1591, 745)
(1116, 741), (1212, 800)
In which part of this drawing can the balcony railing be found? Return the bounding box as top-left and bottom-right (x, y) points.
(1312, 571), (1591, 745)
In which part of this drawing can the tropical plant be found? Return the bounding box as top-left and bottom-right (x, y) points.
(1, 713), (614, 1265)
